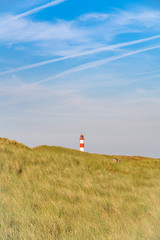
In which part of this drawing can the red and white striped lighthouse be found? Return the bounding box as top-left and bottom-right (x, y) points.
(80, 134), (84, 152)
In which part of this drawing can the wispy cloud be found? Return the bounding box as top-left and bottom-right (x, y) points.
(114, 10), (160, 29)
(1, 8), (160, 60)
(136, 88), (148, 94)
(1, 34), (160, 75)
(37, 45), (160, 84)
(0, 78), (77, 105)
(0, 17), (86, 45)
(79, 13), (108, 21)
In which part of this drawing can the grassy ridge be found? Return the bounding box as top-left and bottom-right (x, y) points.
(0, 138), (160, 240)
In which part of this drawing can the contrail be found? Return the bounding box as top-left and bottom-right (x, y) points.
(37, 45), (160, 84)
(1, 34), (160, 76)
(132, 69), (160, 76)
(12, 0), (67, 20)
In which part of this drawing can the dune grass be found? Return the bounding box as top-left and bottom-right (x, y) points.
(0, 138), (160, 240)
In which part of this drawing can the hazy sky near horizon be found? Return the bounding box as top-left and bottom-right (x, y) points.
(0, 0), (160, 157)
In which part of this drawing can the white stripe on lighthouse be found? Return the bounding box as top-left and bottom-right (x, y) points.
(80, 147), (84, 152)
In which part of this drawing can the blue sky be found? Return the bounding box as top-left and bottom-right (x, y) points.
(0, 0), (160, 157)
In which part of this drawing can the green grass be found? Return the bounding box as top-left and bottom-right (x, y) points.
(0, 138), (160, 240)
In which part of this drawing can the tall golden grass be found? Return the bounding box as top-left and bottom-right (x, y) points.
(0, 138), (160, 240)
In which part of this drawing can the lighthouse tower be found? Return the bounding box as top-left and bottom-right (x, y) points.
(80, 134), (84, 152)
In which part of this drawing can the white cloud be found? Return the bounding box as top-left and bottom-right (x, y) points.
(1, 8), (160, 46)
(79, 13), (108, 21)
(136, 88), (148, 94)
(1, 7), (160, 65)
(0, 78), (78, 106)
(113, 9), (160, 29)
(0, 16), (87, 44)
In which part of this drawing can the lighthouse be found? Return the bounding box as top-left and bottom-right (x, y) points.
(80, 134), (84, 152)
